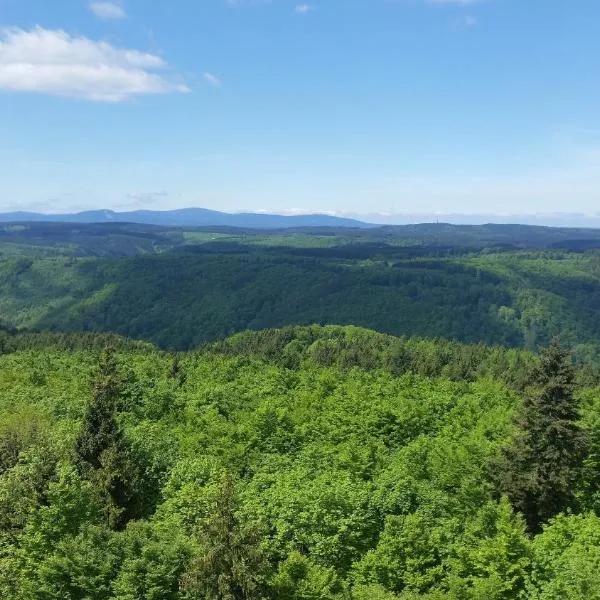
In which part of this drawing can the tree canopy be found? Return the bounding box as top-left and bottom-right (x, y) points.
(0, 327), (598, 598)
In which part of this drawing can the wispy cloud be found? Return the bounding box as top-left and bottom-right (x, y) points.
(455, 14), (477, 26)
(88, 1), (126, 20)
(295, 4), (314, 14)
(203, 72), (222, 87)
(0, 27), (189, 102)
(126, 190), (169, 205)
(426, 0), (483, 5)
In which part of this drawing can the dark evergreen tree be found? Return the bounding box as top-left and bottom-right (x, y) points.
(75, 349), (121, 470)
(180, 474), (267, 600)
(495, 339), (590, 533)
(74, 347), (140, 530)
(169, 353), (187, 386)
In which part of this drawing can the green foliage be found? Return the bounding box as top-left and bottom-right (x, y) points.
(75, 348), (141, 529)
(0, 326), (598, 598)
(0, 408), (50, 474)
(112, 521), (191, 600)
(271, 551), (347, 599)
(21, 525), (123, 600)
(525, 513), (600, 599)
(213, 325), (535, 390)
(494, 340), (590, 533)
(4, 244), (600, 362)
(180, 474), (267, 600)
(75, 349), (124, 470)
(444, 498), (531, 599)
(351, 585), (400, 600)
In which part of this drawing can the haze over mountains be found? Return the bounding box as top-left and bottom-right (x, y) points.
(2, 207), (600, 229)
(0, 208), (373, 229)
(356, 213), (600, 228)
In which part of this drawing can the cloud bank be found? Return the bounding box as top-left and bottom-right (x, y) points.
(0, 27), (188, 101)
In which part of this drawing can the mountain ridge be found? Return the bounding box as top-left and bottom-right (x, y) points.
(0, 207), (374, 229)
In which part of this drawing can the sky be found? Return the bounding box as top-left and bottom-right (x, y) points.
(1, 0), (600, 220)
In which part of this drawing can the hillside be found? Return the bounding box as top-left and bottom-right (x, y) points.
(0, 326), (598, 598)
(4, 222), (600, 258)
(1, 244), (600, 362)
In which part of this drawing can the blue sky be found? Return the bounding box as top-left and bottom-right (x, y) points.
(1, 0), (599, 219)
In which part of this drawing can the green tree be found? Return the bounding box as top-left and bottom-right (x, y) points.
(525, 513), (600, 599)
(74, 348), (140, 530)
(112, 521), (191, 600)
(494, 339), (590, 533)
(0, 409), (49, 475)
(445, 499), (531, 599)
(270, 551), (347, 600)
(180, 474), (267, 600)
(23, 525), (122, 600)
(169, 353), (187, 386)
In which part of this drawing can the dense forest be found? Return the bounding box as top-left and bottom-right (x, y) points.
(1, 240), (600, 361)
(1, 326), (599, 598)
(5, 222), (600, 258)
(2, 224), (600, 598)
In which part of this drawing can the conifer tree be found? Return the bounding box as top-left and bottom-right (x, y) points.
(75, 348), (139, 530)
(180, 474), (266, 600)
(495, 339), (590, 533)
(170, 353), (187, 386)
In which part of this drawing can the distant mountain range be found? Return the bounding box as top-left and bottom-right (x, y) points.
(4, 207), (600, 229)
(0, 208), (373, 229)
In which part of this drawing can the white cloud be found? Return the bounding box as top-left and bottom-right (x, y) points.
(0, 27), (189, 101)
(203, 72), (222, 87)
(89, 1), (126, 19)
(295, 4), (314, 14)
(456, 14), (477, 26)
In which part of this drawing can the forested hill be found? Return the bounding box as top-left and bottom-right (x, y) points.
(1, 326), (599, 598)
(2, 247), (600, 362)
(4, 221), (600, 258)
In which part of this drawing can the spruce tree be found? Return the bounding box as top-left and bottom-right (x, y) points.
(180, 474), (266, 600)
(495, 339), (590, 533)
(75, 347), (139, 530)
(170, 353), (187, 386)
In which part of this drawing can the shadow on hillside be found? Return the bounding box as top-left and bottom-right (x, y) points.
(27, 249), (524, 351)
